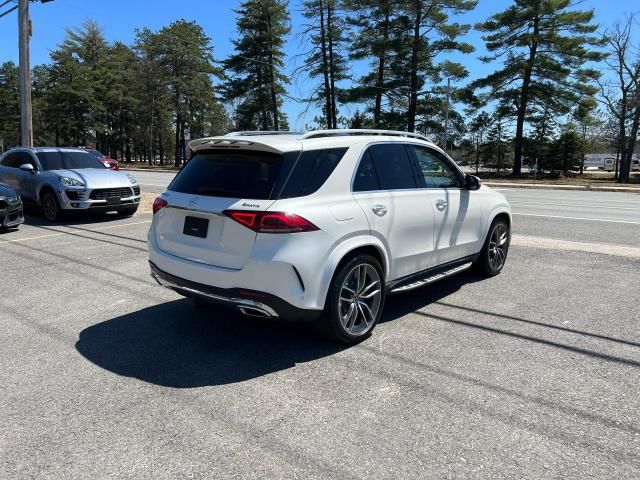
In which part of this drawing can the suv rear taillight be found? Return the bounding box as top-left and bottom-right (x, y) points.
(153, 197), (168, 214)
(223, 210), (319, 234)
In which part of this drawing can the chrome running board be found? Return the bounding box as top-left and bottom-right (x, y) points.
(390, 262), (473, 293)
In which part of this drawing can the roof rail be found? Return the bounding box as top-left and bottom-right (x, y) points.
(302, 129), (432, 142)
(225, 131), (304, 137)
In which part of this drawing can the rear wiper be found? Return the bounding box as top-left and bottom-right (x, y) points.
(195, 188), (239, 197)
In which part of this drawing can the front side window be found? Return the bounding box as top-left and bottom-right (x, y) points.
(18, 152), (38, 169)
(36, 151), (104, 170)
(410, 146), (461, 188)
(366, 143), (417, 190)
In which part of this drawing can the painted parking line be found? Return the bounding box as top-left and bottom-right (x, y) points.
(0, 220), (152, 245)
(512, 212), (640, 225)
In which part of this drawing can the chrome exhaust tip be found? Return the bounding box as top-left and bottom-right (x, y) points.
(238, 306), (272, 318)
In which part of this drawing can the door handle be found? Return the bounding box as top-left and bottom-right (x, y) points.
(435, 199), (448, 209)
(372, 205), (388, 217)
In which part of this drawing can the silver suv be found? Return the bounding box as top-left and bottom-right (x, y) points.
(0, 147), (141, 221)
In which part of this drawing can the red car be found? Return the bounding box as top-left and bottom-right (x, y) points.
(77, 148), (119, 170)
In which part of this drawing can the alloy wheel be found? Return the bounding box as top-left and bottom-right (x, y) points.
(488, 223), (508, 271)
(43, 194), (58, 221)
(338, 263), (382, 336)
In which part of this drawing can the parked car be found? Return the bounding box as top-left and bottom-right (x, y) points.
(148, 129), (512, 343)
(88, 149), (119, 170)
(0, 147), (140, 221)
(0, 182), (24, 230)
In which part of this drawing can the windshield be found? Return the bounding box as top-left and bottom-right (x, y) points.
(36, 151), (105, 170)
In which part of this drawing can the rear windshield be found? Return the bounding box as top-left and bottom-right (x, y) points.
(169, 148), (348, 200)
(36, 151), (104, 170)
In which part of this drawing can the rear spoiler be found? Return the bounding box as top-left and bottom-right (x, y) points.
(188, 136), (300, 155)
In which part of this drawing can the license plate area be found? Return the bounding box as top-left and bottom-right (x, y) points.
(106, 196), (121, 205)
(183, 216), (209, 238)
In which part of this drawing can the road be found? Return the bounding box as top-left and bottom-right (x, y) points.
(132, 169), (640, 246)
(1, 184), (639, 479)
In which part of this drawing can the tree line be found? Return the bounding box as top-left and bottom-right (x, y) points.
(0, 0), (638, 182)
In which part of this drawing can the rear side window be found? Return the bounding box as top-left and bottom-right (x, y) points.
(279, 147), (347, 198)
(366, 143), (417, 190)
(169, 150), (296, 200)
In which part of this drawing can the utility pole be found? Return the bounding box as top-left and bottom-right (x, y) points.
(443, 77), (450, 152)
(18, 0), (33, 147)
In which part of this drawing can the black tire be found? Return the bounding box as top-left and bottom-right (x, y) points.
(116, 205), (139, 217)
(321, 254), (385, 344)
(474, 217), (510, 277)
(41, 190), (62, 222)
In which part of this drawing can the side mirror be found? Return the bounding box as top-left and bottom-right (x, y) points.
(19, 163), (35, 173)
(465, 175), (481, 191)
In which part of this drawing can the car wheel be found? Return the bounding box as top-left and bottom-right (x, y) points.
(41, 191), (62, 222)
(322, 254), (385, 344)
(116, 206), (138, 217)
(475, 218), (510, 277)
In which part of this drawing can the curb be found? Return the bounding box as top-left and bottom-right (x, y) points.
(483, 182), (640, 193)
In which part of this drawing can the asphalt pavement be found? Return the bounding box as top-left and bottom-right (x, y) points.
(1, 184), (639, 479)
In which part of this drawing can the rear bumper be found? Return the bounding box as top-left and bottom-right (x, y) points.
(149, 261), (322, 322)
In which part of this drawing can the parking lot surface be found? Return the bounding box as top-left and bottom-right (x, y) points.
(1, 191), (639, 479)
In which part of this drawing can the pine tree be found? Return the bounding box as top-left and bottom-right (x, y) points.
(399, 0), (476, 133)
(0, 62), (20, 149)
(151, 20), (221, 166)
(343, 0), (405, 127)
(224, 0), (290, 131)
(473, 0), (604, 175)
(298, 0), (348, 129)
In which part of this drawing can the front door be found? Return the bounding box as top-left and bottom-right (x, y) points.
(409, 145), (483, 266)
(352, 143), (436, 280)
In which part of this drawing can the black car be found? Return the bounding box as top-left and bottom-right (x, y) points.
(0, 182), (24, 230)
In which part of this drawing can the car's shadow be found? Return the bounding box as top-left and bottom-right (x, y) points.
(76, 300), (346, 388)
(75, 272), (480, 388)
(22, 211), (135, 227)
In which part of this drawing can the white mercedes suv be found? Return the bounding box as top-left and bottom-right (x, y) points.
(148, 130), (511, 343)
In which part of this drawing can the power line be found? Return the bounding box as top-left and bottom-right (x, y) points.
(0, 4), (17, 18)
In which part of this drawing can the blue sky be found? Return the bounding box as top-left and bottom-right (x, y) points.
(0, 0), (637, 130)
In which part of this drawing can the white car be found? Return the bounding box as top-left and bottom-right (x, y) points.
(148, 130), (511, 343)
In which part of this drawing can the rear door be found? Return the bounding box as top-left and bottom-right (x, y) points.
(153, 149), (295, 270)
(409, 145), (483, 266)
(352, 143), (436, 280)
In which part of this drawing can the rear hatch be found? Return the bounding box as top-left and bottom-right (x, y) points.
(153, 148), (297, 270)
